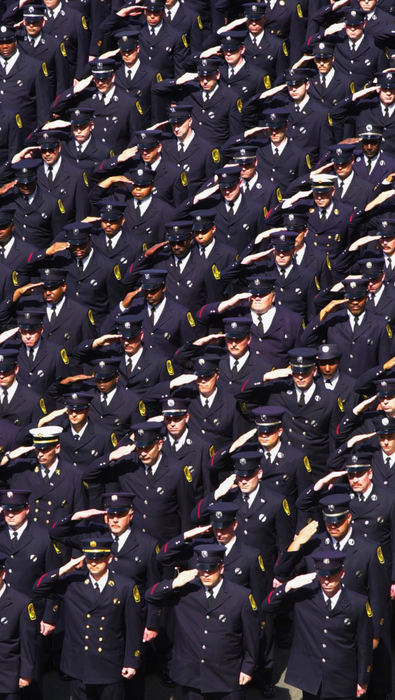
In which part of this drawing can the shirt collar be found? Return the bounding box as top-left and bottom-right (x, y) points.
(8, 519), (28, 541)
(200, 388), (217, 408)
(89, 570), (109, 592)
(41, 457), (59, 480)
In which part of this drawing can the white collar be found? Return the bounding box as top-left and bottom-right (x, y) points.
(204, 577), (223, 598)
(202, 84), (219, 101)
(1, 379), (18, 403)
(8, 519), (28, 541)
(296, 381), (316, 404)
(168, 428), (188, 450)
(226, 193), (242, 215)
(144, 454), (162, 477)
(101, 386), (117, 405)
(322, 371), (339, 390)
(71, 421), (89, 438)
(77, 247), (93, 271)
(229, 58), (245, 77)
(249, 29), (264, 45)
(0, 48), (20, 71)
(224, 536), (236, 556)
(349, 35), (364, 51)
(89, 570), (109, 592)
(265, 440), (281, 461)
(165, 1), (179, 19)
(251, 306), (276, 332)
(46, 295), (66, 319)
(322, 587), (342, 609)
(322, 67), (335, 85)
(294, 94), (309, 111)
(177, 130), (194, 152)
(112, 527), (131, 551)
(330, 527), (352, 550)
(347, 309), (365, 326)
(124, 58), (140, 80)
(148, 21), (163, 36)
(45, 156), (63, 181)
(271, 138), (287, 156)
(199, 238), (215, 258)
(243, 482), (260, 507)
(381, 449), (395, 466)
(41, 457), (59, 480)
(134, 194), (152, 216)
(147, 295), (166, 323)
(230, 350), (249, 371)
(174, 251), (191, 273)
(105, 229), (123, 249)
(0, 235), (15, 258)
(125, 344), (144, 368)
(199, 388), (217, 408)
(75, 135), (92, 153)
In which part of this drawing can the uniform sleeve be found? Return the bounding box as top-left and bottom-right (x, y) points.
(240, 590), (260, 677)
(19, 600), (39, 681)
(123, 584), (145, 670)
(356, 599), (373, 688)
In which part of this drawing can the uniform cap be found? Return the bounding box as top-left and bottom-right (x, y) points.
(136, 130), (162, 149)
(161, 397), (189, 415)
(23, 4), (45, 19)
(12, 158), (42, 183)
(131, 421), (162, 447)
(116, 314), (143, 338)
(16, 309), (45, 329)
(0, 207), (14, 227)
(168, 104), (193, 123)
(130, 166), (155, 186)
(312, 40), (334, 58)
(229, 144), (258, 164)
(114, 29), (140, 50)
(140, 269), (167, 290)
(288, 347), (317, 370)
(81, 536), (113, 558)
(0, 489), (31, 509)
(247, 274), (276, 296)
(243, 2), (267, 19)
(69, 108), (95, 126)
(319, 494), (351, 522)
(262, 108), (289, 128)
(40, 268), (66, 287)
(166, 220), (193, 242)
(312, 549), (345, 576)
(219, 30), (247, 50)
(373, 414), (395, 433)
(194, 543), (226, 570)
(64, 221), (92, 245)
(358, 123), (383, 140)
(344, 452), (371, 472)
(343, 8), (366, 24)
(90, 57), (116, 76)
(99, 200), (127, 221)
(29, 426), (63, 445)
(271, 230), (297, 251)
(192, 354), (220, 377)
(329, 143), (355, 164)
(145, 0), (165, 11)
(196, 57), (221, 76)
(0, 25), (15, 41)
(93, 357), (120, 379)
(316, 343), (341, 361)
(64, 392), (93, 409)
(284, 68), (311, 85)
(191, 209), (217, 231)
(343, 278), (368, 299)
(252, 405), (285, 431)
(358, 255), (385, 279)
(102, 491), (135, 512)
(36, 130), (65, 149)
(374, 378), (395, 397)
(377, 218), (395, 238)
(310, 173), (336, 191)
(231, 450), (262, 476)
(223, 317), (251, 339)
(377, 71), (395, 90)
(0, 349), (18, 372)
(208, 502), (238, 528)
(216, 165), (241, 188)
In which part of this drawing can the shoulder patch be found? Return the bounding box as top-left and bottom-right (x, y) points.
(184, 465), (192, 483)
(276, 187), (282, 202)
(237, 98), (243, 113)
(12, 270), (18, 286)
(83, 171), (89, 187)
(282, 41), (288, 56)
(264, 74), (271, 90)
(166, 359), (174, 376)
(111, 432), (118, 447)
(314, 275), (320, 291)
(197, 15), (203, 29)
(306, 154), (311, 170)
(60, 348), (69, 365)
(209, 444), (215, 458)
(113, 264), (121, 281)
(326, 252), (332, 270)
(366, 600), (373, 618)
(81, 15), (88, 30)
(16, 113), (22, 129)
(182, 33), (188, 48)
(337, 396), (344, 412)
(28, 602), (36, 621)
(156, 72), (163, 82)
(88, 309), (95, 326)
(180, 171), (188, 187)
(349, 81), (355, 94)
(59, 41), (67, 57)
(136, 100), (143, 115)
(386, 323), (392, 339)
(249, 593), (257, 610)
(297, 2), (303, 17)
(258, 554), (265, 571)
(212, 263), (220, 280)
(39, 397), (47, 415)
(155, 543), (160, 554)
(282, 498), (291, 516)
(212, 148), (220, 164)
(42, 61), (48, 77)
(53, 540), (61, 555)
(138, 400), (146, 417)
(187, 311), (195, 327)
(328, 113), (333, 127)
(58, 198), (65, 214)
(133, 584), (141, 602)
(377, 546), (385, 565)
(303, 456), (311, 472)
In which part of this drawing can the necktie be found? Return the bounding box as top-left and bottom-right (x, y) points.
(384, 106), (389, 119)
(350, 42), (355, 52)
(113, 535), (119, 553)
(257, 315), (264, 335)
(0, 244), (4, 258)
(199, 246), (206, 258)
(321, 208), (327, 221)
(321, 75), (326, 89)
(166, 9), (171, 19)
(150, 306), (156, 326)
(74, 434), (80, 442)
(279, 268), (286, 277)
(204, 399), (210, 410)
(127, 69), (132, 80)
(1, 389), (8, 408)
(273, 147), (279, 159)
(386, 257), (391, 270)
(203, 91), (209, 102)
(49, 305), (57, 324)
(47, 9), (54, 19)
(173, 440), (179, 451)
(325, 598), (332, 611)
(242, 492), (249, 506)
(93, 582), (101, 596)
(28, 347), (34, 365)
(10, 531), (18, 549)
(385, 456), (391, 470)
(294, 104), (300, 113)
(126, 358), (133, 377)
(206, 588), (214, 608)
(367, 158), (374, 175)
(252, 36), (257, 46)
(325, 379), (332, 388)
(42, 471), (50, 484)
(229, 67), (234, 79)
(47, 165), (53, 184)
(265, 452), (271, 464)
(228, 201), (234, 218)
(107, 237), (113, 251)
(231, 359), (239, 379)
(76, 144), (82, 154)
(77, 258), (83, 272)
(338, 181), (343, 198)
(353, 315), (360, 334)
(178, 142), (184, 155)
(135, 201), (142, 223)
(334, 541), (340, 550)
(146, 465), (152, 480)
(298, 391), (305, 407)
(101, 393), (107, 407)
(150, 26), (155, 37)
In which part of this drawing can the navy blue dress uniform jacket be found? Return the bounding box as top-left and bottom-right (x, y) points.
(36, 157), (90, 224)
(0, 584), (38, 693)
(18, 29), (69, 98)
(145, 576), (260, 693)
(42, 297), (96, 353)
(83, 453), (195, 543)
(50, 417), (111, 470)
(137, 21), (189, 80)
(0, 381), (45, 428)
(42, 4), (90, 80)
(114, 61), (157, 130)
(262, 581), (373, 697)
(33, 568), (144, 683)
(15, 337), (70, 395)
(10, 185), (67, 248)
(63, 135), (110, 177)
(256, 139), (309, 195)
(2, 456), (87, 528)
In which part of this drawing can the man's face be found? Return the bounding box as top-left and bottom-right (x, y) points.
(250, 290), (275, 314)
(136, 439), (162, 466)
(121, 331), (143, 355)
(313, 188), (334, 208)
(274, 248), (293, 267)
(70, 240), (91, 259)
(194, 226), (215, 248)
(35, 443), (60, 468)
(367, 273), (384, 294)
(43, 0), (60, 9)
(345, 22), (365, 41)
(314, 56), (334, 75)
(220, 180), (241, 202)
(379, 236), (395, 256)
(199, 73), (219, 91)
(378, 432), (395, 455)
(73, 122), (93, 144)
(239, 161), (256, 180)
(236, 467), (262, 493)
(165, 413), (189, 439)
(0, 366), (17, 389)
(196, 372), (218, 397)
(41, 144), (61, 166)
(223, 45), (245, 66)
(170, 237), (192, 259)
(42, 283), (66, 305)
(379, 394), (395, 416)
(345, 295), (367, 316)
(362, 139), (381, 158)
(93, 74), (114, 94)
(101, 217), (124, 237)
(292, 366), (316, 390)
(347, 468), (372, 493)
(67, 407), (89, 429)
(132, 184), (153, 200)
(334, 158), (354, 180)
(318, 568), (344, 596)
(379, 88), (395, 106)
(95, 374), (118, 394)
(246, 17), (265, 35)
(3, 505), (30, 530)
(146, 9), (164, 26)
(226, 334), (250, 359)
(0, 222), (14, 244)
(86, 555), (111, 579)
(143, 285), (165, 307)
(318, 358), (339, 379)
(120, 45), (139, 67)
(18, 181), (36, 197)
(359, 0), (376, 10)
(171, 117), (192, 141)
(0, 40), (17, 58)
(198, 563), (224, 588)
(287, 81), (308, 103)
(24, 18), (44, 37)
(257, 426), (282, 450)
(269, 125), (287, 146)
(105, 508), (133, 535)
(324, 512), (352, 540)
(20, 327), (43, 348)
(294, 229), (307, 250)
(139, 143), (161, 164)
(213, 521), (237, 545)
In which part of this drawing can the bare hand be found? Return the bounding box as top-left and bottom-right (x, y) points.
(356, 683), (367, 697)
(263, 366), (292, 381)
(172, 568), (198, 588)
(59, 554), (85, 577)
(217, 292), (251, 314)
(285, 572), (316, 592)
(71, 509), (106, 521)
(199, 45), (221, 59)
(109, 444), (135, 461)
(176, 72), (198, 85)
(347, 432), (376, 449)
(0, 326), (19, 344)
(19, 678), (31, 688)
(193, 182), (219, 204)
(121, 667), (137, 679)
(288, 520), (319, 551)
(118, 145), (138, 162)
(92, 333), (122, 348)
(193, 333), (225, 346)
(229, 428), (257, 453)
(142, 628), (158, 643)
(390, 583), (395, 600)
(314, 470), (348, 492)
(40, 621), (55, 636)
(353, 394), (378, 416)
(144, 240), (169, 257)
(37, 406), (67, 427)
(214, 473), (237, 500)
(45, 241), (70, 256)
(241, 249), (274, 265)
(324, 21), (346, 35)
(320, 298), (347, 321)
(74, 75), (93, 94)
(239, 672), (252, 686)
(184, 524), (212, 540)
(13, 281), (44, 303)
(169, 373), (198, 389)
(121, 288), (142, 308)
